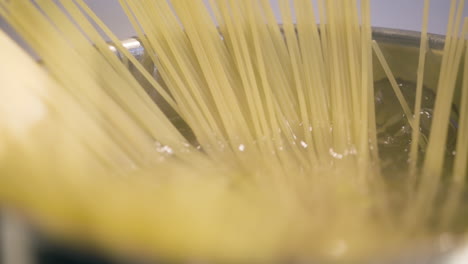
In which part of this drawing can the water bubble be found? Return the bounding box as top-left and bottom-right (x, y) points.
(156, 143), (173, 155)
(329, 148), (344, 159)
(238, 144), (245, 152)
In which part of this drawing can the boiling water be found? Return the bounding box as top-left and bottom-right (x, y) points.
(374, 78), (458, 178)
(374, 78), (468, 236)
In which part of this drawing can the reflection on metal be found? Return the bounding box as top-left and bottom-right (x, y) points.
(1, 211), (35, 264)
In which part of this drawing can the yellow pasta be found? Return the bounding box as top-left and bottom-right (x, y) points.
(0, 0), (467, 263)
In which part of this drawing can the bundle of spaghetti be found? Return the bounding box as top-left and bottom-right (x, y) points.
(0, 0), (467, 263)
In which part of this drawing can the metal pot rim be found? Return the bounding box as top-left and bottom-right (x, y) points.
(114, 26), (446, 60)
